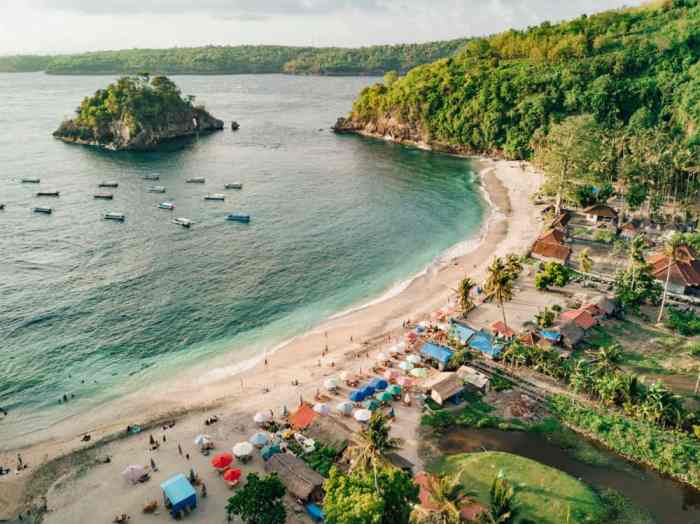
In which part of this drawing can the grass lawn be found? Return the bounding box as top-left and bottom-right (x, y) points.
(438, 452), (606, 524)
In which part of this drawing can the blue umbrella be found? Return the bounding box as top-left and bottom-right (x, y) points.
(349, 390), (365, 402)
(361, 385), (376, 397)
(369, 378), (388, 391)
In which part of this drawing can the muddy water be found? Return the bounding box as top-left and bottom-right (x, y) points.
(438, 428), (700, 524)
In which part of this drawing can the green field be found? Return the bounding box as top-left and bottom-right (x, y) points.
(437, 452), (606, 524)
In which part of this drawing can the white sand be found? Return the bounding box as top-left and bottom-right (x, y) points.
(0, 159), (543, 522)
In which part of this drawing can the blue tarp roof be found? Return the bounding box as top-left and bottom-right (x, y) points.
(161, 474), (196, 512)
(539, 330), (562, 342)
(450, 320), (476, 344)
(468, 331), (503, 358)
(420, 342), (454, 365)
(306, 503), (325, 522)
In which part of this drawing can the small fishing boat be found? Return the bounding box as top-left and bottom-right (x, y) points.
(158, 202), (176, 210)
(143, 174), (160, 181)
(225, 183), (243, 190)
(104, 212), (125, 222)
(94, 193), (114, 200)
(186, 177), (205, 184)
(21, 177), (40, 183)
(33, 206), (52, 214)
(204, 194), (225, 201)
(173, 217), (192, 228)
(226, 213), (251, 223)
(99, 181), (119, 188)
(36, 190), (60, 197)
(0, 204), (5, 210)
(147, 186), (166, 193)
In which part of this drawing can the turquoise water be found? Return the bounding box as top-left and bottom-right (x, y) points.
(0, 73), (484, 443)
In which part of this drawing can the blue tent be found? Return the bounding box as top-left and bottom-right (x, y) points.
(306, 503), (325, 522)
(450, 320), (476, 344)
(369, 378), (388, 391)
(161, 474), (197, 517)
(349, 390), (365, 402)
(361, 385), (376, 397)
(468, 331), (503, 359)
(420, 342), (454, 366)
(539, 330), (562, 342)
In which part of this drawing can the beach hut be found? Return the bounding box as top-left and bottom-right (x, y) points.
(323, 378), (339, 391)
(265, 454), (325, 502)
(457, 366), (490, 393)
(410, 367), (428, 379)
(336, 401), (354, 416)
(422, 372), (464, 406)
(313, 403), (331, 416)
(160, 474), (197, 518)
(354, 409), (372, 422)
(249, 432), (269, 448)
(369, 377), (388, 391)
(450, 319), (476, 346)
(233, 442), (254, 460)
(349, 389), (365, 402)
(122, 464), (146, 484)
(254, 411), (272, 425)
(468, 331), (503, 359)
(211, 452), (233, 471)
(419, 342), (453, 370)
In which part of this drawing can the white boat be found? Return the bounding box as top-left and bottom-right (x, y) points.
(158, 202), (176, 210)
(22, 177), (40, 184)
(33, 206), (52, 214)
(226, 213), (250, 223)
(99, 181), (119, 188)
(225, 183), (243, 190)
(186, 177), (205, 184)
(173, 217), (192, 228)
(36, 190), (60, 197)
(147, 186), (166, 193)
(104, 212), (125, 222)
(204, 194), (225, 201)
(143, 174), (160, 180)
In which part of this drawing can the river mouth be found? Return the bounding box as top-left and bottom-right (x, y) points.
(435, 427), (700, 524)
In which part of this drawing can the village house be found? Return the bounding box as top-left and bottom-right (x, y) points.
(457, 365), (490, 393)
(559, 308), (598, 330)
(264, 453), (325, 503)
(555, 321), (585, 348)
(583, 204), (618, 224)
(422, 372), (464, 406)
(647, 244), (700, 296)
(530, 228), (572, 264)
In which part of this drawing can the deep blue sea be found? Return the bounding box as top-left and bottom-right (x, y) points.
(0, 73), (484, 444)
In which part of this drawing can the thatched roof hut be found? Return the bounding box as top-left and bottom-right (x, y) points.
(264, 453), (325, 502)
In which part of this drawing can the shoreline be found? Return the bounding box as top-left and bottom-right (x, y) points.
(0, 155), (544, 520)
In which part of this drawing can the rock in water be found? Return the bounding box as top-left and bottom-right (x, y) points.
(52, 75), (223, 151)
(231, 121), (240, 131)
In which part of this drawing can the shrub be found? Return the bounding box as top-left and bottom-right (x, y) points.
(665, 306), (700, 336)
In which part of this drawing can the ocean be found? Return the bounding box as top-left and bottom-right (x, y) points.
(0, 73), (484, 446)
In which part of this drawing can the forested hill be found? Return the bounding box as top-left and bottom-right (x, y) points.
(0, 39), (468, 76)
(338, 0), (700, 160)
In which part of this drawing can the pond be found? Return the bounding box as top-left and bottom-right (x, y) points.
(437, 427), (700, 524)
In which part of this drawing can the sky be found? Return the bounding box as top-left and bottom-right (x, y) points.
(0, 0), (645, 55)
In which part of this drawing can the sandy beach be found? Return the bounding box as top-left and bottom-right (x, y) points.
(0, 158), (543, 522)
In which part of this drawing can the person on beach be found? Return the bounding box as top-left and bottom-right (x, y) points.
(150, 458), (157, 472)
(178, 443), (183, 455)
(16, 453), (23, 469)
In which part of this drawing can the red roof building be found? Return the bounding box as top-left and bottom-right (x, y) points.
(560, 309), (598, 330)
(583, 204), (618, 222)
(288, 403), (317, 430)
(647, 244), (700, 294)
(491, 321), (515, 339)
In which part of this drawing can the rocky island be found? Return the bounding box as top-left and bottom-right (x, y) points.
(53, 74), (223, 150)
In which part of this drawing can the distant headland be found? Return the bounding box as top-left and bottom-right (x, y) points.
(53, 75), (223, 151)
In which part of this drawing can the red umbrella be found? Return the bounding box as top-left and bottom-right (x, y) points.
(211, 452), (233, 470)
(223, 468), (242, 483)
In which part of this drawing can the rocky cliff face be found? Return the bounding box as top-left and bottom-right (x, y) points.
(53, 107), (224, 151)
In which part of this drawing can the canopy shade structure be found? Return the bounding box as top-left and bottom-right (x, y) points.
(122, 465), (146, 483)
(369, 378), (388, 391)
(249, 432), (270, 447)
(262, 444), (282, 461)
(450, 319), (476, 344)
(336, 401), (354, 415)
(360, 385), (376, 397)
(349, 390), (365, 402)
(387, 385), (402, 396)
(161, 474), (197, 515)
(313, 403), (330, 416)
(419, 343), (453, 366)
(354, 409), (372, 422)
(211, 452), (233, 470)
(362, 399), (380, 411)
(254, 411), (272, 425)
(233, 442), (254, 457)
(323, 378), (338, 391)
(376, 391), (394, 402)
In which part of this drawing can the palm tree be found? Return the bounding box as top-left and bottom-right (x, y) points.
(594, 343), (622, 374)
(484, 257), (515, 331)
(504, 254), (523, 281)
(458, 277), (476, 315)
(349, 411), (403, 487)
(421, 472), (472, 524)
(627, 233), (647, 291)
(577, 248), (593, 279)
(479, 472), (517, 523)
(656, 234), (684, 323)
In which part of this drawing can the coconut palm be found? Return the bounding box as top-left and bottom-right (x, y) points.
(458, 277), (476, 315)
(578, 248), (593, 277)
(627, 233), (647, 290)
(484, 257), (515, 331)
(504, 254), (523, 280)
(479, 471), (517, 524)
(420, 472), (472, 524)
(349, 411), (403, 483)
(594, 343), (623, 374)
(657, 234), (684, 323)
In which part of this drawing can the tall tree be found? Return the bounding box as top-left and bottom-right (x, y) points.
(457, 277), (476, 315)
(484, 257), (515, 330)
(657, 234), (684, 323)
(349, 411), (403, 489)
(420, 472), (472, 524)
(226, 473), (286, 524)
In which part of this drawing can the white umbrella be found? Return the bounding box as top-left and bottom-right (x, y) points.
(233, 441), (254, 458)
(324, 378), (338, 391)
(353, 409), (372, 423)
(375, 352), (389, 362)
(193, 434), (212, 446)
(388, 345), (400, 355)
(396, 342), (407, 353)
(410, 367), (428, 378)
(122, 465), (146, 483)
(339, 371), (351, 381)
(399, 361), (414, 371)
(336, 401), (354, 415)
(313, 403), (331, 416)
(254, 411), (271, 425)
(406, 354), (422, 364)
(249, 432), (269, 448)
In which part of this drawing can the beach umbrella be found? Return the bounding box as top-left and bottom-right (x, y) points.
(388, 345), (400, 356)
(410, 367), (428, 379)
(383, 369), (400, 381)
(353, 409), (372, 423)
(361, 385), (376, 397)
(339, 371), (352, 381)
(369, 378), (388, 391)
(254, 411), (272, 425)
(399, 361), (414, 372)
(406, 354), (422, 364)
(261, 444), (282, 461)
(233, 441), (254, 458)
(349, 390), (365, 402)
(375, 391), (393, 403)
(211, 452), (233, 470)
(223, 468), (242, 483)
(387, 385), (402, 396)
(396, 341), (407, 352)
(375, 352), (389, 362)
(323, 378), (338, 391)
(336, 401), (354, 415)
(415, 325), (425, 333)
(363, 399), (380, 411)
(313, 403), (331, 416)
(405, 332), (417, 342)
(122, 465), (146, 483)
(249, 432), (269, 448)
(193, 434), (212, 446)
(397, 376), (413, 387)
